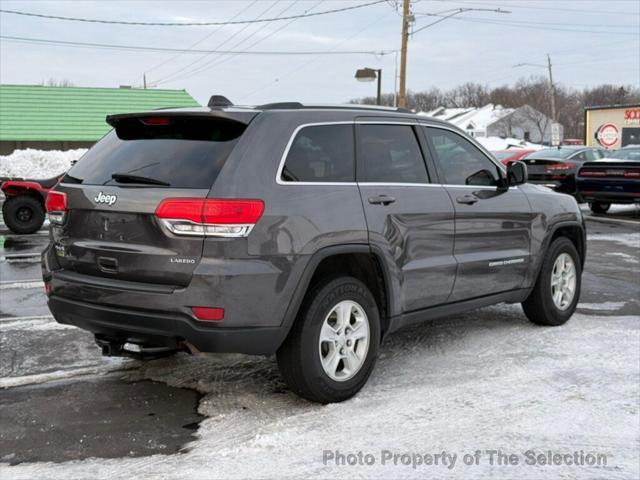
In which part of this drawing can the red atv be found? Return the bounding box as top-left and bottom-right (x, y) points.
(1, 175), (63, 234)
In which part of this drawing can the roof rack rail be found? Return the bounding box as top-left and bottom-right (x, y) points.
(254, 102), (414, 113)
(257, 102), (304, 110)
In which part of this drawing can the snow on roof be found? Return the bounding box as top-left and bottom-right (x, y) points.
(421, 104), (515, 131)
(475, 136), (544, 151)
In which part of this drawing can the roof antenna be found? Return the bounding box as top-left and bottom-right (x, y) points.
(208, 95), (233, 108)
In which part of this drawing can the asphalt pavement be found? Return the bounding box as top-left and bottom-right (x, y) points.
(0, 209), (638, 479)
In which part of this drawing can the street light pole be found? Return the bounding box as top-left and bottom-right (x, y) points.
(355, 67), (382, 105)
(547, 54), (557, 122)
(513, 57), (557, 123)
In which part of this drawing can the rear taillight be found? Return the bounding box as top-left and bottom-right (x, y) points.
(579, 169), (606, 177)
(547, 162), (576, 171)
(45, 191), (67, 224)
(155, 198), (264, 237)
(623, 170), (640, 178)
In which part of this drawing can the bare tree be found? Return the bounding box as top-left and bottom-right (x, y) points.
(42, 78), (75, 87)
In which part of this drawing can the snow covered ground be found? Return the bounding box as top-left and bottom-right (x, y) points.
(0, 219), (638, 479)
(0, 149), (86, 179)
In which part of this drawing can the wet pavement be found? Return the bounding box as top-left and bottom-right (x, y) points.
(0, 207), (638, 478)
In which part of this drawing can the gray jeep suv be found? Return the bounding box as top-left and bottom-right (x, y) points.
(42, 99), (586, 403)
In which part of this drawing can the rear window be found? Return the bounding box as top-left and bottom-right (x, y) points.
(64, 116), (246, 189)
(280, 124), (354, 183)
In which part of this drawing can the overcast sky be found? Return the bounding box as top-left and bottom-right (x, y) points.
(1, 0), (638, 105)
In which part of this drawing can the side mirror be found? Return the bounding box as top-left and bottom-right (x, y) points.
(507, 161), (528, 186)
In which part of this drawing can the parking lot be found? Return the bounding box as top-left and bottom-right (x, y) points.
(1, 207), (638, 479)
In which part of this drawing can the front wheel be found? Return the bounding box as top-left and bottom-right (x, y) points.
(2, 195), (46, 234)
(590, 202), (610, 214)
(277, 276), (381, 403)
(522, 237), (581, 326)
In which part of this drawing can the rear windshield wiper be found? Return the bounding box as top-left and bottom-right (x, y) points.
(111, 172), (170, 186)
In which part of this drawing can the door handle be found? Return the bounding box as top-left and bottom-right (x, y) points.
(368, 195), (396, 206)
(456, 194), (478, 205)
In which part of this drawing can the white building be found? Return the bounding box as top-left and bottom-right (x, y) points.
(422, 104), (561, 144)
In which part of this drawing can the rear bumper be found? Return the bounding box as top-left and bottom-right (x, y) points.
(577, 180), (640, 205)
(48, 295), (287, 355)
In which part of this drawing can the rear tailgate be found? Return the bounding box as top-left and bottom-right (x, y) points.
(50, 113), (252, 287)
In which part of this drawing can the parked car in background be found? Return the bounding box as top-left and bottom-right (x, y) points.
(491, 149), (535, 167)
(1, 175), (63, 233)
(576, 146), (640, 213)
(521, 146), (607, 197)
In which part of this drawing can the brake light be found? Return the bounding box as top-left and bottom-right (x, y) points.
(141, 116), (170, 126)
(191, 306), (224, 322)
(155, 198), (264, 237)
(547, 163), (576, 171)
(45, 191), (67, 224)
(624, 170), (640, 178)
(579, 169), (606, 177)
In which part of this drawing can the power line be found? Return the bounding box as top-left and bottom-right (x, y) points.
(239, 9), (392, 102)
(140, 0), (260, 78)
(0, 1), (388, 26)
(152, 0), (284, 85)
(156, 0), (324, 86)
(430, 0), (639, 16)
(412, 12), (640, 35)
(415, 11), (639, 29)
(0, 35), (394, 56)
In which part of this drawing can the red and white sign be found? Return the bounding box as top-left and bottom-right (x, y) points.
(625, 108), (640, 125)
(596, 123), (619, 148)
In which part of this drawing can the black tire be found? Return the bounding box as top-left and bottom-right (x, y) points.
(277, 276), (381, 403)
(589, 202), (610, 214)
(522, 237), (581, 326)
(2, 195), (45, 234)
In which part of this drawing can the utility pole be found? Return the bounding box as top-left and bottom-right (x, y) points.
(398, 0), (411, 108)
(143, 73), (147, 89)
(547, 54), (556, 122)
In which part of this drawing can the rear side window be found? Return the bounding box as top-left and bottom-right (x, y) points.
(281, 124), (354, 182)
(357, 124), (429, 183)
(64, 116), (246, 189)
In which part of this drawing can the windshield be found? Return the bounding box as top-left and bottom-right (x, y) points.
(492, 151), (513, 161)
(610, 148), (640, 161)
(64, 116), (246, 189)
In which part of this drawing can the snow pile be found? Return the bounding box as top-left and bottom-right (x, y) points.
(0, 148), (87, 179)
(476, 136), (544, 151)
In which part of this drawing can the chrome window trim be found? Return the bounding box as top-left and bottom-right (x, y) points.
(275, 119), (514, 189)
(275, 121), (355, 186)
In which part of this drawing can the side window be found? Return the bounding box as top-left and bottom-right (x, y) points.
(281, 124), (354, 182)
(573, 151), (588, 161)
(357, 124), (429, 183)
(584, 149), (601, 161)
(426, 128), (500, 186)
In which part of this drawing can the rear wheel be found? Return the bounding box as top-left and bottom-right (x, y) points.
(522, 237), (581, 326)
(589, 202), (610, 214)
(2, 195), (45, 234)
(277, 276), (380, 403)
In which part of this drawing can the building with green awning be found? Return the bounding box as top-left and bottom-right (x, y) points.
(0, 85), (200, 155)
